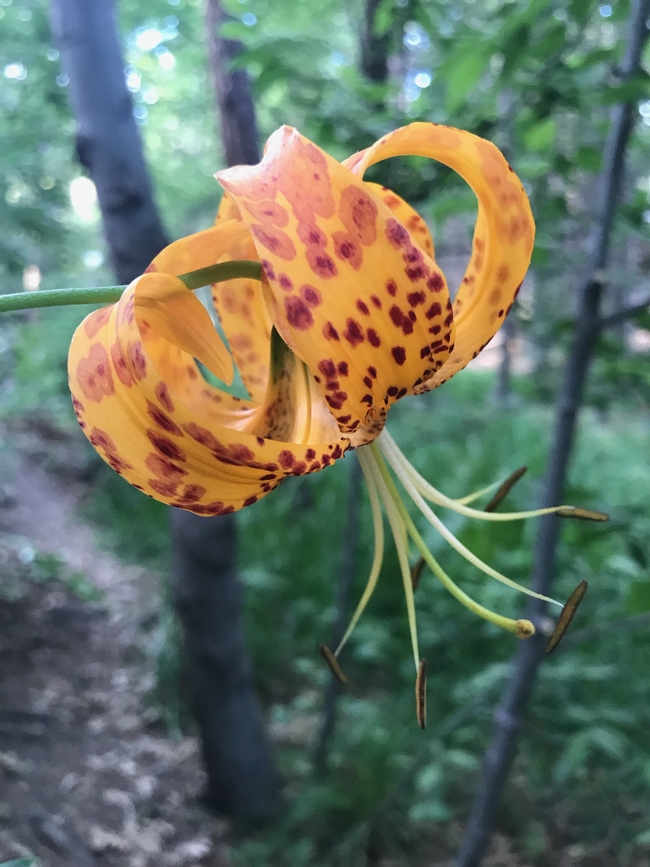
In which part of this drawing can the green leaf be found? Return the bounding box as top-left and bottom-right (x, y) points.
(523, 118), (557, 152)
(574, 146), (602, 173)
(445, 51), (487, 112)
(372, 0), (394, 37)
(627, 581), (650, 614)
(599, 73), (650, 106)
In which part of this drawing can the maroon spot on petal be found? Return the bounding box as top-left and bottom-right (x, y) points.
(83, 307), (111, 339)
(337, 415), (351, 424)
(391, 346), (406, 366)
(251, 223), (297, 260)
(387, 386), (398, 397)
(260, 473), (276, 481)
(407, 290), (426, 308)
(76, 344), (115, 403)
(361, 394), (373, 405)
(279, 274), (293, 292)
(260, 259), (276, 281)
(323, 321), (340, 341)
(420, 345), (431, 359)
(337, 361), (349, 376)
(356, 299), (370, 316)
(278, 450), (295, 469)
(343, 318), (365, 347)
(155, 381), (174, 412)
(339, 185), (378, 245)
(363, 376), (373, 388)
(427, 273), (444, 292)
(430, 324), (441, 335)
(318, 359), (337, 379)
(406, 265), (426, 282)
(426, 302), (442, 320)
(147, 430), (186, 461)
(308, 251), (338, 279)
(386, 279), (397, 296)
(147, 401), (183, 436)
(127, 341), (147, 381)
(385, 218), (409, 249)
(368, 366), (377, 378)
(370, 294), (382, 309)
(178, 484), (206, 503)
(367, 329), (381, 347)
(285, 296), (314, 330)
(306, 448), (316, 460)
(243, 495), (259, 507)
(331, 444), (343, 459)
(301, 284), (322, 307)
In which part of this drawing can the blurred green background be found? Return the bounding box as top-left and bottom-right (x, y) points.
(1, 0), (650, 865)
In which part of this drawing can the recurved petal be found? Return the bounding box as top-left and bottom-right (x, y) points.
(217, 126), (455, 444)
(136, 271), (233, 385)
(211, 192), (272, 403)
(347, 123), (535, 390)
(364, 182), (434, 259)
(69, 284), (349, 515)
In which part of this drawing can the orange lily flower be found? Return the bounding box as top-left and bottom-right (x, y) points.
(69, 124), (604, 721)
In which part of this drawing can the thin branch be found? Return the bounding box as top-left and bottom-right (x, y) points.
(455, 3), (650, 865)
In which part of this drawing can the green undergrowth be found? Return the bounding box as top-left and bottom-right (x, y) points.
(3, 309), (650, 865)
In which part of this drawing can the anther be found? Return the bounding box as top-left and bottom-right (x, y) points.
(415, 658), (427, 729)
(516, 619), (535, 639)
(411, 557), (425, 592)
(546, 581), (588, 654)
(556, 507), (609, 522)
(484, 466), (527, 512)
(319, 643), (348, 684)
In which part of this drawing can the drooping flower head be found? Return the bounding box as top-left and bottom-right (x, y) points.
(68, 124), (605, 724)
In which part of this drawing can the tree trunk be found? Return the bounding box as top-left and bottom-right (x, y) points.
(360, 0), (390, 85)
(455, 2), (650, 864)
(205, 0), (261, 167)
(170, 509), (281, 821)
(50, 0), (279, 821)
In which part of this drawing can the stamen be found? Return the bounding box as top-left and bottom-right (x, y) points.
(335, 448), (385, 656)
(363, 449), (421, 672)
(484, 467), (528, 512)
(546, 581), (588, 654)
(415, 659), (427, 729)
(374, 438), (562, 607)
(319, 643), (348, 683)
(380, 431), (607, 526)
(556, 507), (609, 522)
(411, 557), (425, 592)
(369, 446), (535, 638)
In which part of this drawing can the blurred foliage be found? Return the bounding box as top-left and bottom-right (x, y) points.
(1, 0), (650, 863)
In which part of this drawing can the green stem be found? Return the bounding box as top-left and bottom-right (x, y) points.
(0, 259), (262, 314)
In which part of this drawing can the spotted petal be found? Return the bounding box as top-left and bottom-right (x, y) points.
(69, 223), (349, 514)
(211, 192), (272, 402)
(346, 123), (535, 390)
(217, 126), (455, 445)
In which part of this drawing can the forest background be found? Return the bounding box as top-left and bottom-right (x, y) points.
(1, 0), (650, 865)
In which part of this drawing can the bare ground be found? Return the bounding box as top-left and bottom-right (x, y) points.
(0, 432), (232, 867)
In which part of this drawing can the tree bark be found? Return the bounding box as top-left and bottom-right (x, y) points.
(205, 0), (261, 167)
(361, 0), (390, 85)
(455, 3), (650, 865)
(48, 0), (168, 281)
(170, 509), (280, 820)
(50, 0), (279, 821)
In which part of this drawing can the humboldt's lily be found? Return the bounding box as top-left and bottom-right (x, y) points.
(68, 124), (605, 722)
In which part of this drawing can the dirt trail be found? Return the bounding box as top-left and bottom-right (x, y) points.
(0, 455), (232, 867)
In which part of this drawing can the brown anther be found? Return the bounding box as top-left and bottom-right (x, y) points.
(516, 618), (535, 639)
(556, 507), (609, 522)
(546, 580), (588, 655)
(484, 466), (527, 512)
(411, 557), (425, 592)
(415, 658), (427, 729)
(319, 643), (348, 684)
